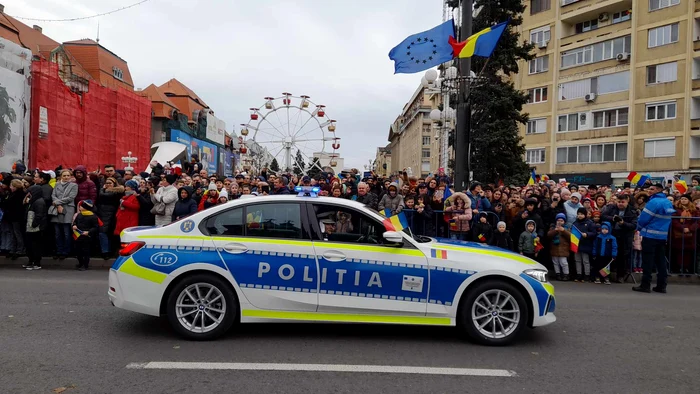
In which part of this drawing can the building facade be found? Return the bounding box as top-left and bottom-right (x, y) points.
(374, 146), (392, 177)
(517, 0), (700, 185)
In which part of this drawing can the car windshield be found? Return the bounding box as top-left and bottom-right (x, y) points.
(401, 227), (432, 243)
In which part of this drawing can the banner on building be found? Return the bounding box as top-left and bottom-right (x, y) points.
(170, 129), (218, 174)
(38, 106), (49, 139)
(0, 38), (31, 170)
(206, 112), (225, 146)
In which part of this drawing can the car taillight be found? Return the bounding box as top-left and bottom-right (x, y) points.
(119, 241), (146, 256)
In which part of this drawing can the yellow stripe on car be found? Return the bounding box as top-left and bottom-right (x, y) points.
(118, 257), (167, 284)
(542, 282), (555, 296)
(242, 310), (451, 326)
(435, 244), (537, 265)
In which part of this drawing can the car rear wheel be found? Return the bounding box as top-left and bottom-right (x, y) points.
(459, 280), (528, 346)
(166, 274), (237, 340)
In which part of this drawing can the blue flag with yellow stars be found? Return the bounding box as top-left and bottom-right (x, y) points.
(389, 20), (456, 74)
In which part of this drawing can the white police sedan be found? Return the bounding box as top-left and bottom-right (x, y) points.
(109, 187), (555, 346)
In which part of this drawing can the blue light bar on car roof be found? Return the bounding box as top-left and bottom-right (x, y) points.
(295, 186), (320, 197)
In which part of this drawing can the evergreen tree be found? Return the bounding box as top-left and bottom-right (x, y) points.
(306, 157), (321, 179)
(454, 0), (534, 185)
(293, 150), (305, 176)
(269, 158), (280, 172)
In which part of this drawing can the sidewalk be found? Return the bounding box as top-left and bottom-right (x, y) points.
(0, 256), (116, 269)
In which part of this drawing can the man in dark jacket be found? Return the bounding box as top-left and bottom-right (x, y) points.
(136, 179), (156, 226)
(601, 194), (638, 282)
(356, 182), (378, 211)
(512, 198), (545, 244)
(97, 178), (125, 259)
(24, 185), (47, 270)
(34, 172), (53, 207)
(74, 165), (97, 205)
(273, 177), (290, 195)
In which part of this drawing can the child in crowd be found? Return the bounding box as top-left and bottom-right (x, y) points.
(632, 230), (643, 274)
(593, 222), (618, 285)
(591, 211), (602, 232)
(547, 213), (571, 281)
(490, 221), (514, 251)
(518, 220), (539, 260)
(572, 207), (597, 282)
(472, 212), (493, 244)
(72, 200), (100, 271)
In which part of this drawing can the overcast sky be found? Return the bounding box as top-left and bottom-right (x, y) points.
(9, 0), (444, 169)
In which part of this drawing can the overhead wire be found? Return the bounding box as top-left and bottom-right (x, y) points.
(8, 0), (150, 22)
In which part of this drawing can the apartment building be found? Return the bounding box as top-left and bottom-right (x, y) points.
(516, 0), (700, 185)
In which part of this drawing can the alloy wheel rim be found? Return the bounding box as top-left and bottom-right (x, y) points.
(175, 283), (227, 333)
(471, 289), (520, 339)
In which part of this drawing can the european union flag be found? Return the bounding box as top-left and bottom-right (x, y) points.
(388, 20), (455, 74)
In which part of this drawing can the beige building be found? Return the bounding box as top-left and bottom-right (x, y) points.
(516, 0), (700, 184)
(386, 85), (443, 177)
(373, 146), (392, 177)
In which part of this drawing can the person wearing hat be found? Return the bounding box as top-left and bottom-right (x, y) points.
(114, 180), (140, 242)
(548, 213), (572, 281)
(563, 192), (583, 229)
(572, 207), (597, 282)
(73, 200), (100, 270)
(669, 193), (697, 278)
(512, 198), (544, 246)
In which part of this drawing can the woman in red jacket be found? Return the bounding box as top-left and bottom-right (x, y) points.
(114, 180), (140, 238)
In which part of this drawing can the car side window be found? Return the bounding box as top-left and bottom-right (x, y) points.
(245, 203), (303, 239)
(204, 208), (243, 236)
(313, 204), (386, 245)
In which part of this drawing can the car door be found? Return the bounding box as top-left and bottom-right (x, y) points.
(308, 202), (429, 316)
(205, 201), (319, 312)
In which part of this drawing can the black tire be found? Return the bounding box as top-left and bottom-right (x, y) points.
(166, 273), (237, 341)
(458, 280), (529, 346)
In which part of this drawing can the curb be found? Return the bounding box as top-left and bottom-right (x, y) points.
(0, 256), (115, 269)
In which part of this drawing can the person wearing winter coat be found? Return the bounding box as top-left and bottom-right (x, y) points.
(198, 190), (220, 211)
(378, 182), (405, 216)
(571, 207), (597, 282)
(356, 182), (379, 211)
(114, 180), (140, 238)
(73, 165), (97, 205)
(518, 219), (539, 258)
(601, 193), (638, 282)
(490, 221), (514, 251)
(411, 194), (435, 236)
(73, 200), (100, 271)
(512, 198), (545, 245)
(471, 212), (493, 244)
(24, 185), (47, 270)
(2, 179), (27, 259)
(444, 192), (472, 240)
(593, 222), (618, 285)
(97, 177), (125, 258)
(136, 178), (156, 226)
(172, 187), (198, 221)
(150, 174), (179, 226)
(669, 194), (698, 274)
(563, 192), (583, 229)
(547, 213), (572, 281)
(51, 170), (79, 259)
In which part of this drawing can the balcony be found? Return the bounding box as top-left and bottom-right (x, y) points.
(560, 0), (633, 23)
(560, 18), (631, 48)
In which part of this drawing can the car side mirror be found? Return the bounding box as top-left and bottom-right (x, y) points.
(382, 231), (404, 245)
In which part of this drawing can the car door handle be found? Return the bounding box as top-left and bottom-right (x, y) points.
(322, 251), (346, 262)
(222, 243), (248, 254)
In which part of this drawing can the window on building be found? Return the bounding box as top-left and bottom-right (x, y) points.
(645, 101), (677, 121)
(526, 148), (546, 164)
(559, 79), (591, 100)
(422, 149), (431, 158)
(422, 136), (431, 146)
(527, 118), (547, 134)
(647, 62), (678, 84)
(422, 125), (431, 134)
(644, 138), (676, 158)
(575, 19), (598, 34)
(529, 55), (549, 74)
(556, 143), (627, 164)
(561, 35), (631, 69)
(612, 10), (631, 24)
(112, 67), (124, 81)
(528, 87), (548, 103)
(593, 108), (629, 128)
(597, 71), (630, 94)
(649, 0), (680, 11)
(530, 26), (551, 46)
(648, 23), (679, 48)
(531, 0), (551, 14)
(558, 113), (579, 132)
(562, 0), (580, 5)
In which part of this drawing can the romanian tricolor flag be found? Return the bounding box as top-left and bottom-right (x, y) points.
(477, 233), (486, 242)
(379, 208), (392, 217)
(449, 20), (509, 59)
(675, 180), (688, 194)
(431, 249), (448, 259)
(627, 172), (649, 187)
(383, 211), (409, 232)
(570, 226), (582, 253)
(528, 169), (536, 186)
(599, 261), (612, 278)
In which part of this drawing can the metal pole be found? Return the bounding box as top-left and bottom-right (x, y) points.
(454, 0), (473, 191)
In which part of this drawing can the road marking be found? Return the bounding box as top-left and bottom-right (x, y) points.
(126, 362), (516, 377)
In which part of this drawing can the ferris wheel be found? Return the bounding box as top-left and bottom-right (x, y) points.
(239, 93), (340, 175)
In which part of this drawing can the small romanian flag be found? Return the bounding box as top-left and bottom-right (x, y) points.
(570, 226), (582, 253)
(534, 237), (544, 253)
(675, 180), (688, 194)
(599, 261), (612, 278)
(528, 169), (536, 186)
(627, 172), (649, 187)
(478, 233), (486, 242)
(379, 208), (392, 217)
(431, 249), (448, 259)
(383, 211), (409, 232)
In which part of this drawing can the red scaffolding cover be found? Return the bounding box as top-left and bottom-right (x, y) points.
(29, 60), (151, 171)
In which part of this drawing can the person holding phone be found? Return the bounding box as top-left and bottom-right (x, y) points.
(601, 194), (638, 283)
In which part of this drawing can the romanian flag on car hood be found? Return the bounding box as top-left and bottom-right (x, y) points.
(449, 20), (509, 59)
(383, 211), (409, 232)
(570, 226), (581, 253)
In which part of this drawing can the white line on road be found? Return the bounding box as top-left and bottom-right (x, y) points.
(126, 362), (516, 377)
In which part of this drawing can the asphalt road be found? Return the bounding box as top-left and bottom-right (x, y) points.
(1, 267), (699, 394)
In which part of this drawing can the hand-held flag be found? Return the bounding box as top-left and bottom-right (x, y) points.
(570, 226), (581, 253)
(675, 180), (688, 194)
(627, 172), (649, 188)
(383, 211), (409, 232)
(449, 20), (509, 59)
(528, 169), (536, 186)
(389, 20), (456, 74)
(599, 260), (612, 278)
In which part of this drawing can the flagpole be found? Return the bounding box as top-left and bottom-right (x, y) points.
(454, 0), (473, 191)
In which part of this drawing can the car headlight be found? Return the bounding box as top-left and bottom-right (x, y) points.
(523, 269), (548, 283)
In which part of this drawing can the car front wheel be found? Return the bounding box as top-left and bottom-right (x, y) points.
(166, 274), (237, 340)
(459, 280), (529, 346)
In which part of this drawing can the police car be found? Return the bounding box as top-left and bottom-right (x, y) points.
(109, 187), (555, 346)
